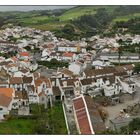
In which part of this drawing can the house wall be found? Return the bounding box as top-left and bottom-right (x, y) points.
(39, 95), (48, 108)
(104, 85), (121, 97)
(58, 46), (78, 52)
(69, 63), (82, 75)
(9, 84), (23, 91)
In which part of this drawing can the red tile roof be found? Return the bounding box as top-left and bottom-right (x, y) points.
(73, 96), (93, 135)
(63, 52), (74, 57)
(19, 52), (29, 57)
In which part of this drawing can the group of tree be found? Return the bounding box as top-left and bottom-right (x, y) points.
(120, 118), (140, 134)
(114, 18), (140, 34)
(38, 58), (69, 69)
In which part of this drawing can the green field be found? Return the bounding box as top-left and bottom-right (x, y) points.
(30, 22), (65, 31)
(113, 13), (140, 22)
(0, 6), (140, 32)
(0, 118), (35, 134)
(59, 6), (117, 21)
(0, 103), (67, 134)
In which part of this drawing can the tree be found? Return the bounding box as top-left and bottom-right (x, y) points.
(129, 118), (140, 133)
(134, 63), (140, 73)
(120, 118), (140, 134)
(118, 46), (123, 65)
(135, 43), (140, 59)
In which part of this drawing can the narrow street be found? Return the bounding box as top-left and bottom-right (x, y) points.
(63, 98), (78, 134)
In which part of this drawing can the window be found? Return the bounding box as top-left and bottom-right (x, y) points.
(0, 108), (3, 111)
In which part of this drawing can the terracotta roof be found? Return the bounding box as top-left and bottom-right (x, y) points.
(9, 77), (23, 84)
(40, 76), (51, 88)
(52, 86), (61, 96)
(35, 77), (51, 88)
(33, 72), (40, 80)
(19, 52), (29, 57)
(27, 85), (35, 92)
(35, 78), (42, 87)
(115, 66), (125, 73)
(38, 91), (46, 97)
(80, 78), (95, 86)
(20, 69), (29, 74)
(22, 76), (33, 84)
(0, 88), (13, 107)
(0, 94), (12, 107)
(84, 67), (116, 77)
(59, 79), (78, 87)
(62, 52), (74, 57)
(73, 96), (93, 134)
(58, 68), (73, 77)
(14, 91), (28, 100)
(11, 56), (18, 62)
(123, 64), (134, 71)
(0, 88), (14, 97)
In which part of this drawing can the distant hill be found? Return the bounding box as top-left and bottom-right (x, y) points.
(0, 6), (140, 38)
(58, 6), (118, 21)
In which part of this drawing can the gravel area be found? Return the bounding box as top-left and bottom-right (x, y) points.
(105, 85), (140, 127)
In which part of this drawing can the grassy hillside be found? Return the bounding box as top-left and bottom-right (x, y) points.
(113, 13), (140, 22)
(0, 6), (140, 33)
(0, 6), (119, 31)
(59, 6), (118, 21)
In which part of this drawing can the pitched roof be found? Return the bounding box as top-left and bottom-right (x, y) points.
(59, 79), (78, 87)
(52, 86), (61, 96)
(84, 95), (106, 133)
(58, 68), (73, 77)
(73, 96), (93, 134)
(10, 56), (18, 62)
(0, 88), (14, 97)
(84, 67), (116, 77)
(123, 64), (134, 71)
(22, 76), (33, 84)
(80, 78), (95, 86)
(9, 77), (23, 84)
(19, 52), (29, 57)
(14, 91), (28, 100)
(0, 94), (12, 107)
(27, 85), (35, 92)
(0, 88), (13, 107)
(38, 91), (46, 97)
(62, 52), (74, 57)
(20, 69), (29, 74)
(35, 76), (51, 88)
(33, 72), (40, 80)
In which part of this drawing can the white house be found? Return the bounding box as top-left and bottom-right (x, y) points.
(62, 52), (76, 61)
(58, 45), (79, 53)
(92, 59), (111, 69)
(9, 77), (23, 91)
(116, 77), (136, 94)
(69, 62), (83, 75)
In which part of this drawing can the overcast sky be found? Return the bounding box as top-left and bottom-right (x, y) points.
(0, 6), (74, 11)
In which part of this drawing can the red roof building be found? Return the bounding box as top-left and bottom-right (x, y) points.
(73, 96), (94, 134)
(73, 95), (106, 134)
(62, 52), (74, 57)
(19, 52), (29, 57)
